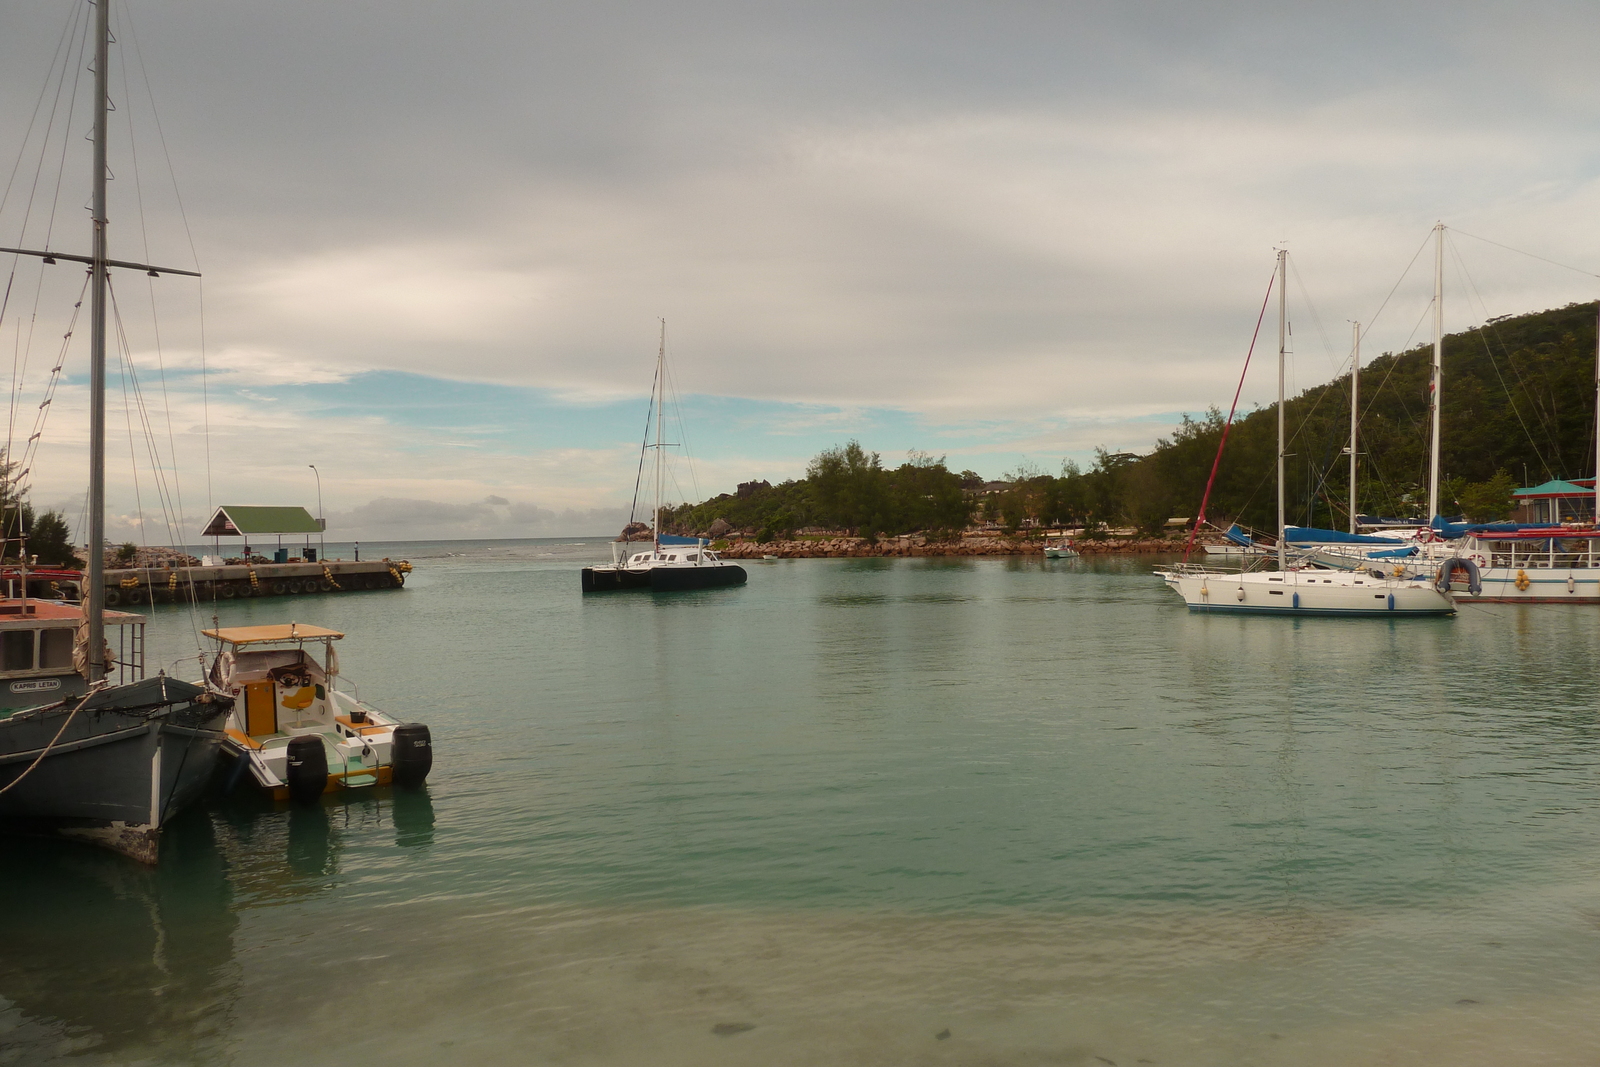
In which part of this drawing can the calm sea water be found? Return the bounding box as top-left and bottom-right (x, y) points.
(3, 539), (1599, 1065)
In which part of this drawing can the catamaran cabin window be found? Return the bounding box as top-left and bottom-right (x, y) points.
(39, 628), (73, 669)
(1, 630), (33, 671)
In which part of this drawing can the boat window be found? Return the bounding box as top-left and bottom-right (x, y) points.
(1, 630), (34, 671)
(686, 553), (699, 562)
(38, 628), (73, 669)
(668, 554), (678, 561)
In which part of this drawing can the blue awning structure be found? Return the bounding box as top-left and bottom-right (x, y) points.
(1432, 517), (1559, 538)
(1285, 526), (1405, 545)
(657, 534), (707, 546)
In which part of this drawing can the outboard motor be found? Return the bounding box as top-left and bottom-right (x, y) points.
(391, 723), (433, 789)
(285, 735), (328, 805)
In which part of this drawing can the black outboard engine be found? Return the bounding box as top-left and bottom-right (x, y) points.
(285, 734), (328, 805)
(391, 723), (433, 789)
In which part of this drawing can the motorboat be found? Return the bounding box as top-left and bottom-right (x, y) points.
(204, 623), (432, 804)
(1042, 536), (1078, 559)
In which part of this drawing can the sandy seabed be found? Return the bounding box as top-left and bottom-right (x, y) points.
(203, 891), (1600, 1067)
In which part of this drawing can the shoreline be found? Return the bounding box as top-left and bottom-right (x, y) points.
(713, 535), (1190, 559)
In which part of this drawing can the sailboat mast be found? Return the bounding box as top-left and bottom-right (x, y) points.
(1349, 322), (1360, 534)
(653, 320), (665, 548)
(86, 0), (111, 682)
(1427, 221), (1444, 525)
(1594, 303), (1599, 523)
(1276, 248), (1287, 571)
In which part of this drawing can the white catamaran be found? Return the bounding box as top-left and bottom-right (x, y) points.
(582, 322), (748, 593)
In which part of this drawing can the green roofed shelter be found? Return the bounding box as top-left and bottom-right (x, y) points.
(1512, 480), (1597, 524)
(1513, 479), (1593, 500)
(202, 505), (324, 537)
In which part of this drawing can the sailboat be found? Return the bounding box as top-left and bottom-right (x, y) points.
(1155, 250), (1456, 616)
(1289, 226), (1600, 603)
(581, 323), (748, 592)
(0, 0), (230, 861)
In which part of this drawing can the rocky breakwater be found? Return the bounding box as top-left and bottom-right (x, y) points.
(719, 535), (1025, 558)
(716, 533), (1186, 558)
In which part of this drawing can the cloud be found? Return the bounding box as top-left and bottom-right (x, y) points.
(6, 0), (1600, 530)
(327, 497), (628, 540)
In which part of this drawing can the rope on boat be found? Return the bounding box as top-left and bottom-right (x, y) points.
(0, 681), (109, 796)
(1184, 267), (1276, 563)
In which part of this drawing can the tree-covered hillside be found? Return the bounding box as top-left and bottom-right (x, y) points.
(666, 301), (1599, 538)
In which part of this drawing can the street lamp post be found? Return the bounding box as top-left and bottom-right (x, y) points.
(308, 465), (325, 559)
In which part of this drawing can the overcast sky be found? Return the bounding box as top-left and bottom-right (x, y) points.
(3, 1), (1600, 541)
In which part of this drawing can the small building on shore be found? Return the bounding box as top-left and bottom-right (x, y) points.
(1512, 479), (1596, 524)
(202, 505), (325, 562)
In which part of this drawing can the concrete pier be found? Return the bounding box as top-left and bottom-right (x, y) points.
(100, 559), (412, 606)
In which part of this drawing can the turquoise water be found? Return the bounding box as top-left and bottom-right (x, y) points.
(3, 541), (1600, 1065)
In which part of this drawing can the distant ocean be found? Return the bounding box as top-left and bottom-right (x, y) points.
(3, 548), (1598, 1065)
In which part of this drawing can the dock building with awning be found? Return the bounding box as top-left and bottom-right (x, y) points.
(201, 505), (325, 561)
(1512, 479), (1597, 524)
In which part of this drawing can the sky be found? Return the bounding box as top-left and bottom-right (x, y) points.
(3, 0), (1600, 541)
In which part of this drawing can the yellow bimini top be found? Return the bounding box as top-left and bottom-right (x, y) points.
(202, 623), (345, 646)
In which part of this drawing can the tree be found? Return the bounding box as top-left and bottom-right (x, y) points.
(1454, 470), (1517, 522)
(27, 511), (80, 567)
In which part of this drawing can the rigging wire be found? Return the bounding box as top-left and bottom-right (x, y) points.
(116, 2), (192, 557)
(626, 358), (658, 528)
(0, 2), (81, 224)
(122, 6), (212, 511)
(661, 333), (701, 515)
(1449, 228), (1600, 281)
(1445, 233), (1559, 481)
(6, 4), (90, 479)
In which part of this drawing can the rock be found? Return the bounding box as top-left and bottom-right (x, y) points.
(707, 517), (733, 538)
(935, 1029), (951, 1040)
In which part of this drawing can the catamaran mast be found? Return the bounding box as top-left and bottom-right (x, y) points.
(653, 319), (665, 549)
(1349, 322), (1360, 534)
(1276, 248), (1287, 571)
(87, 0), (111, 682)
(1427, 221), (1444, 526)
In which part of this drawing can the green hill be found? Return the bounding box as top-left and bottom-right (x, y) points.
(666, 301), (1599, 539)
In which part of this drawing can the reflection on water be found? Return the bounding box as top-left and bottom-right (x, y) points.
(0, 786), (435, 1065)
(0, 813), (237, 1064)
(8, 550), (1600, 1064)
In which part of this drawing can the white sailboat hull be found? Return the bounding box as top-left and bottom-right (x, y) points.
(1157, 568), (1455, 616)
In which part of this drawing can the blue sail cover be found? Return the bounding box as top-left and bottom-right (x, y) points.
(1365, 545), (1419, 558)
(1431, 516), (1558, 538)
(657, 534), (708, 546)
(1284, 526), (1405, 545)
(1223, 523), (1254, 547)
